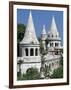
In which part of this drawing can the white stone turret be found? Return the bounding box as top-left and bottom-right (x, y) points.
(20, 11), (39, 44)
(19, 11), (41, 74)
(41, 25), (47, 40)
(50, 16), (59, 36)
(48, 16), (61, 41)
(41, 25), (47, 50)
(47, 16), (62, 55)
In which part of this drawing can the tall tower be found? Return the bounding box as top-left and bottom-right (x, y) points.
(19, 11), (41, 74)
(47, 16), (62, 55)
(41, 25), (47, 50)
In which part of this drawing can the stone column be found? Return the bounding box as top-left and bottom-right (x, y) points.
(54, 42), (55, 47)
(38, 48), (40, 56)
(28, 47), (30, 56)
(34, 47), (35, 56)
(20, 64), (24, 78)
(23, 48), (25, 56)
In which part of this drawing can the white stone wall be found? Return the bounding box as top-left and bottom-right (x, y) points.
(22, 56), (41, 62)
(20, 62), (41, 74)
(44, 57), (60, 75)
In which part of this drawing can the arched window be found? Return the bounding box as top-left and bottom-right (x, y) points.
(50, 43), (53, 47)
(55, 43), (59, 47)
(30, 48), (34, 56)
(25, 48), (28, 56)
(35, 48), (38, 56)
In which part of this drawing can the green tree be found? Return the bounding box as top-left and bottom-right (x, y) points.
(17, 24), (26, 43)
(60, 54), (63, 66)
(50, 66), (63, 78)
(26, 67), (40, 80)
(50, 54), (63, 79)
(17, 24), (26, 56)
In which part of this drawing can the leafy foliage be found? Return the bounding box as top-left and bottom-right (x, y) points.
(50, 54), (63, 79)
(17, 24), (26, 43)
(17, 24), (26, 56)
(60, 54), (63, 66)
(17, 72), (23, 80)
(50, 66), (63, 78)
(17, 67), (40, 80)
(26, 67), (40, 80)
(17, 72), (27, 80)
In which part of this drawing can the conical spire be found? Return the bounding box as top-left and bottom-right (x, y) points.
(41, 25), (46, 35)
(50, 16), (59, 36)
(20, 11), (39, 44)
(41, 25), (47, 40)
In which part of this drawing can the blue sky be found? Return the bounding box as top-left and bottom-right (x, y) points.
(17, 9), (63, 44)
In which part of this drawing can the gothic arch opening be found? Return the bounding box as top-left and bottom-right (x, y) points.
(25, 48), (28, 56)
(50, 43), (53, 47)
(55, 43), (58, 47)
(30, 48), (34, 56)
(35, 48), (38, 56)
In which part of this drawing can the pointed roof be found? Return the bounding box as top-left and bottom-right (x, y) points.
(41, 25), (47, 40)
(20, 11), (39, 44)
(48, 16), (59, 36)
(41, 25), (46, 35)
